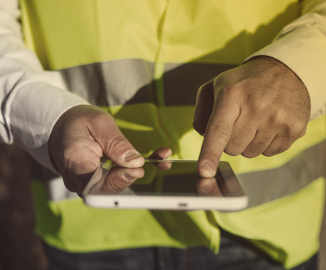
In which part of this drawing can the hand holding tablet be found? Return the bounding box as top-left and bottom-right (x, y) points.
(83, 159), (248, 211)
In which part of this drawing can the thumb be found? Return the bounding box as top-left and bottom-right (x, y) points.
(87, 112), (145, 168)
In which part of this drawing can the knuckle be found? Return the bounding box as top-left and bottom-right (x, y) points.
(210, 121), (232, 139)
(224, 145), (241, 156)
(198, 82), (208, 94)
(274, 145), (290, 154)
(241, 150), (259, 158)
(262, 150), (274, 157)
(287, 122), (306, 137)
(106, 135), (128, 153)
(107, 178), (121, 192)
(94, 111), (113, 126)
(196, 85), (205, 100)
(198, 79), (214, 97)
(244, 136), (271, 157)
(263, 146), (286, 156)
(263, 142), (291, 157)
(193, 120), (206, 136)
(224, 131), (244, 155)
(257, 135), (271, 147)
(241, 144), (264, 158)
(213, 73), (227, 89)
(213, 68), (238, 89)
(220, 84), (240, 98)
(219, 83), (248, 106)
(267, 108), (287, 126)
(250, 98), (271, 117)
(228, 131), (241, 145)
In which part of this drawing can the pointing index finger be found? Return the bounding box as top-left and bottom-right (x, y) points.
(198, 90), (241, 177)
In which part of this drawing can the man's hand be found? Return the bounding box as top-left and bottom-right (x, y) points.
(95, 147), (173, 195)
(193, 56), (311, 177)
(49, 105), (144, 193)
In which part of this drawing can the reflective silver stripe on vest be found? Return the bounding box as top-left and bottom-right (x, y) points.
(163, 62), (236, 106)
(42, 139), (326, 204)
(240, 139), (326, 208)
(60, 59), (155, 106)
(60, 59), (236, 106)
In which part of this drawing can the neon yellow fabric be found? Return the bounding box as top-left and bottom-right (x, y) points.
(109, 104), (326, 173)
(21, 0), (326, 268)
(31, 106), (325, 268)
(215, 177), (325, 269)
(21, 0), (299, 69)
(32, 181), (221, 252)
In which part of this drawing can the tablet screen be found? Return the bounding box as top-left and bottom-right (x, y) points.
(84, 160), (245, 198)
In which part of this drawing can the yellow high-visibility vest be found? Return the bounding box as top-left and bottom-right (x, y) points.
(20, 0), (326, 268)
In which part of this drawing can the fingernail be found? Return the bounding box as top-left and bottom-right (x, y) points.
(200, 161), (216, 177)
(124, 151), (141, 162)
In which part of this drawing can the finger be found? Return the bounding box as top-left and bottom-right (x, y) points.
(224, 110), (257, 156)
(59, 138), (102, 194)
(198, 86), (241, 177)
(63, 147), (100, 195)
(300, 127), (307, 138)
(148, 147), (172, 160)
(87, 113), (144, 168)
(197, 178), (222, 196)
(89, 140), (103, 157)
(193, 79), (215, 135)
(62, 175), (79, 193)
(155, 162), (173, 171)
(101, 167), (144, 194)
(241, 130), (275, 158)
(71, 149), (101, 191)
(148, 148), (173, 170)
(262, 120), (307, 157)
(262, 135), (297, 157)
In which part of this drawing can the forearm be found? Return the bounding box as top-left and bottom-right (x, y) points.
(0, 0), (88, 170)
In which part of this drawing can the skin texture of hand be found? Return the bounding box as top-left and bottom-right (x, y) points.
(196, 178), (222, 196)
(99, 166), (145, 194)
(193, 56), (311, 177)
(97, 147), (172, 195)
(49, 105), (145, 193)
(147, 147), (173, 171)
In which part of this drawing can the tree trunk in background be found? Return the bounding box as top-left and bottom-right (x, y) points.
(0, 144), (47, 270)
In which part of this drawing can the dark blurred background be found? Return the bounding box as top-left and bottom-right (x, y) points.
(0, 144), (47, 270)
(0, 143), (325, 270)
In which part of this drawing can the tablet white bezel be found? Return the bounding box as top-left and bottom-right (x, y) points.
(83, 160), (248, 211)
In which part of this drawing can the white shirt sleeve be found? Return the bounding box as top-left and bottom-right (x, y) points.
(244, 0), (326, 120)
(0, 0), (89, 171)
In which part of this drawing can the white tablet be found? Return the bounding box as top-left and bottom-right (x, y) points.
(82, 159), (248, 211)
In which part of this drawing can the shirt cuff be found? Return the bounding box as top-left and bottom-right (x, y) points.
(243, 24), (326, 120)
(9, 81), (90, 171)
